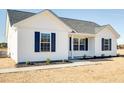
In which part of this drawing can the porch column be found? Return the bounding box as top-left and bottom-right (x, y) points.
(71, 35), (74, 59)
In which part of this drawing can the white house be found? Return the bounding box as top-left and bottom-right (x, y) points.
(6, 9), (120, 63)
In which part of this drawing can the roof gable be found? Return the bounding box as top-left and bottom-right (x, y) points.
(12, 10), (74, 32)
(96, 25), (120, 38)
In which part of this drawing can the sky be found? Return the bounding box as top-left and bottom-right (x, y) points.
(0, 9), (124, 44)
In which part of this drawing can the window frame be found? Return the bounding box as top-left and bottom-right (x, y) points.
(40, 33), (51, 52)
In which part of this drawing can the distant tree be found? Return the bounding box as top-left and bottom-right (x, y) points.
(0, 42), (7, 48)
(117, 44), (124, 49)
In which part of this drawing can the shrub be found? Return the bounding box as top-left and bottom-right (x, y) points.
(26, 60), (30, 65)
(117, 54), (120, 57)
(83, 54), (87, 59)
(62, 59), (65, 63)
(46, 58), (51, 65)
(94, 56), (96, 59)
(109, 55), (112, 57)
(101, 54), (105, 58)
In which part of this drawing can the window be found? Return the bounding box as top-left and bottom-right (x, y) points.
(102, 39), (111, 51)
(41, 33), (50, 51)
(73, 38), (79, 50)
(73, 38), (88, 51)
(104, 39), (109, 50)
(80, 39), (86, 51)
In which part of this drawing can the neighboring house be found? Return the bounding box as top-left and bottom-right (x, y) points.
(6, 9), (120, 63)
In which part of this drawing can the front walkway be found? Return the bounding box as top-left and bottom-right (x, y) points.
(0, 61), (102, 74)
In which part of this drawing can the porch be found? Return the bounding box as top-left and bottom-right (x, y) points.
(68, 32), (95, 59)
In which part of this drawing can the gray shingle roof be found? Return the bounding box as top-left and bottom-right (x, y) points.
(60, 17), (101, 34)
(7, 9), (104, 34)
(7, 9), (35, 26)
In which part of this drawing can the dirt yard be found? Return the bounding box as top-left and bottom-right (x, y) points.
(0, 57), (124, 83)
(0, 49), (124, 83)
(0, 48), (7, 51)
(0, 58), (16, 69)
(0, 48), (15, 68)
(117, 49), (124, 55)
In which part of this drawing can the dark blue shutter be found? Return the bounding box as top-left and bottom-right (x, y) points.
(69, 37), (72, 51)
(102, 38), (104, 51)
(85, 38), (88, 51)
(51, 33), (56, 52)
(34, 32), (40, 52)
(109, 39), (112, 51)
